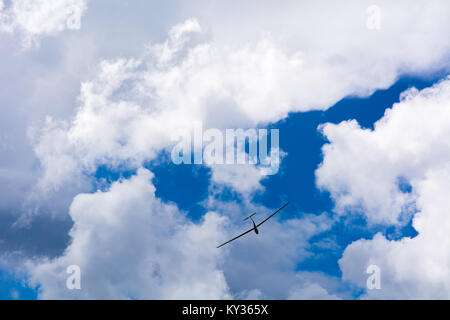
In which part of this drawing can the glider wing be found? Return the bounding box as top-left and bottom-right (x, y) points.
(216, 227), (255, 248)
(256, 202), (289, 228)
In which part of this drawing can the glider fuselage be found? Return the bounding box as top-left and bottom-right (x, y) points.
(216, 202), (288, 248)
(250, 218), (259, 234)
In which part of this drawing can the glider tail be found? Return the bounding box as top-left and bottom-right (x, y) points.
(243, 213), (256, 221)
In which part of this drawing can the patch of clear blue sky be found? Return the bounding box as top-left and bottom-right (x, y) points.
(0, 75), (444, 299)
(0, 270), (37, 300)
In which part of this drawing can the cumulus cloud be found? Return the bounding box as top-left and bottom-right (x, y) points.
(209, 165), (264, 196)
(317, 78), (450, 298)
(27, 168), (231, 299)
(0, 0), (87, 47)
(317, 77), (450, 225)
(32, 18), (296, 194)
(198, 0), (450, 95)
(26, 167), (338, 299)
(2, 0), (449, 299)
(288, 283), (340, 300)
(30, 0), (450, 195)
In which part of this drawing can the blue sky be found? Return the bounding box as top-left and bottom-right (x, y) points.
(1, 1), (450, 299)
(0, 75), (442, 299)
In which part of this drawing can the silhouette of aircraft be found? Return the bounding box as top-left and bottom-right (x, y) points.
(217, 202), (289, 248)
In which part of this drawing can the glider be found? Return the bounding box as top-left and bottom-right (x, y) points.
(217, 202), (289, 248)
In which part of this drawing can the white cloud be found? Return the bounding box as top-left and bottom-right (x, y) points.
(316, 78), (450, 298)
(26, 167), (338, 299)
(1, 0), (448, 299)
(32, 0), (450, 192)
(235, 289), (263, 300)
(288, 283), (340, 300)
(32, 18), (299, 193)
(317, 77), (450, 225)
(340, 164), (450, 298)
(32, 1), (450, 194)
(27, 168), (231, 299)
(0, 0), (87, 47)
(209, 164), (264, 196)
